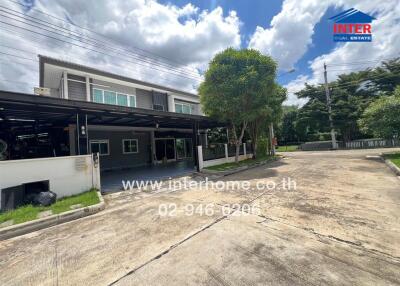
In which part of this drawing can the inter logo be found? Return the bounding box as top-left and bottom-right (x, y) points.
(329, 8), (376, 42)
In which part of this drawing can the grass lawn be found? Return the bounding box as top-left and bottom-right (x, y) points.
(204, 155), (277, 172)
(0, 189), (100, 226)
(276, 145), (299, 152)
(384, 153), (400, 168)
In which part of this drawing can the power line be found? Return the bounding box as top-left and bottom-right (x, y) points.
(0, 19), (202, 82)
(0, 78), (35, 85)
(0, 43), (38, 55)
(0, 7), (202, 79)
(322, 71), (400, 90)
(287, 71), (399, 95)
(0, 59), (38, 71)
(0, 24), (193, 87)
(322, 56), (399, 67)
(0, 13), (202, 81)
(2, 1), (201, 76)
(0, 50), (38, 62)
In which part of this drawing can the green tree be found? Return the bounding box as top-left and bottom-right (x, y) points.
(199, 48), (277, 162)
(248, 84), (286, 158)
(278, 106), (300, 144)
(358, 86), (400, 138)
(295, 58), (400, 142)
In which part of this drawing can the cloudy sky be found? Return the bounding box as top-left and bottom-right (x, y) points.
(0, 0), (399, 105)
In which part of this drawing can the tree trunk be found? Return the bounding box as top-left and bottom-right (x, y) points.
(248, 119), (260, 160)
(232, 121), (247, 163)
(235, 143), (240, 163)
(252, 141), (258, 159)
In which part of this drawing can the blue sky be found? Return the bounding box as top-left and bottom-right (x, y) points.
(0, 0), (398, 105)
(157, 0), (345, 86)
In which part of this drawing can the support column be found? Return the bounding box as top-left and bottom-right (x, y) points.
(224, 144), (228, 159)
(150, 131), (156, 165)
(197, 146), (204, 170)
(76, 114), (88, 155)
(192, 121), (200, 171)
(243, 143), (247, 157)
(68, 124), (76, 155)
(167, 94), (175, 112)
(63, 70), (69, 99)
(85, 76), (91, 102)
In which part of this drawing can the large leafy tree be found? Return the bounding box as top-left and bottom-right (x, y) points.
(276, 106), (300, 144)
(358, 86), (400, 139)
(295, 58), (400, 142)
(199, 48), (277, 162)
(247, 84), (286, 158)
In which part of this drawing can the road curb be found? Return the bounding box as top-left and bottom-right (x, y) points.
(379, 153), (400, 176)
(0, 191), (105, 241)
(383, 158), (400, 176)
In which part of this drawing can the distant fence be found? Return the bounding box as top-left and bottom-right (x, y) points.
(300, 138), (400, 151)
(344, 138), (400, 149)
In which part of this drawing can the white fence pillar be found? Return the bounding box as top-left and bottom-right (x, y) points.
(243, 143), (246, 156)
(224, 144), (228, 160)
(197, 145), (204, 170)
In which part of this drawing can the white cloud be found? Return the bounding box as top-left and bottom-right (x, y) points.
(284, 75), (313, 106)
(248, 0), (327, 70)
(251, 0), (400, 105)
(0, 0), (241, 93)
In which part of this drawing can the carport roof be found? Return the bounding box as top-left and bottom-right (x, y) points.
(0, 90), (224, 129)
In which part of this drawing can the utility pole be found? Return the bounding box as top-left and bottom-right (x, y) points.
(324, 63), (338, 150)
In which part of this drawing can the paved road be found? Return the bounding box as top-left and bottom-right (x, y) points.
(1, 148), (399, 285)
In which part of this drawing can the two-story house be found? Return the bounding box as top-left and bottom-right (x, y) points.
(0, 56), (221, 176)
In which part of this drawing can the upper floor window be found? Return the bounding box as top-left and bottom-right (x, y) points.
(153, 104), (164, 111)
(93, 88), (136, 108)
(175, 102), (193, 114)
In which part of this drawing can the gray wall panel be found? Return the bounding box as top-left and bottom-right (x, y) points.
(89, 130), (151, 170)
(136, 88), (153, 109)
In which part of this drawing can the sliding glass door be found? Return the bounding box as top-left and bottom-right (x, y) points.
(176, 138), (192, 159)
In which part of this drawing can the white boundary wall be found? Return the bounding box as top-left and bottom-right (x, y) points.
(197, 144), (253, 170)
(0, 154), (101, 209)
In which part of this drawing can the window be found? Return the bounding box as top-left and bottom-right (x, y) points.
(175, 102), (193, 114)
(117, 93), (128, 106)
(90, 140), (109, 156)
(93, 89), (103, 103)
(129, 95), (136, 107)
(123, 139), (138, 154)
(92, 88), (136, 108)
(104, 91), (117, 105)
(153, 104), (164, 111)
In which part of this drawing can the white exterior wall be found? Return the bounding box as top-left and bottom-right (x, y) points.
(197, 145), (253, 170)
(0, 155), (101, 209)
(202, 154), (252, 169)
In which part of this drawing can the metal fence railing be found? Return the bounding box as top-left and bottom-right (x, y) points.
(299, 138), (400, 151)
(227, 144), (244, 156)
(202, 143), (252, 161)
(202, 144), (225, 161)
(344, 138), (400, 149)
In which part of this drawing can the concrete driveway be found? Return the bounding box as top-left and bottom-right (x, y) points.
(0, 148), (399, 285)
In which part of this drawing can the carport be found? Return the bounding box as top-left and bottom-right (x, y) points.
(101, 160), (194, 192)
(0, 90), (224, 184)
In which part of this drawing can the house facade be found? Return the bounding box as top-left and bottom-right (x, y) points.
(0, 56), (222, 174)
